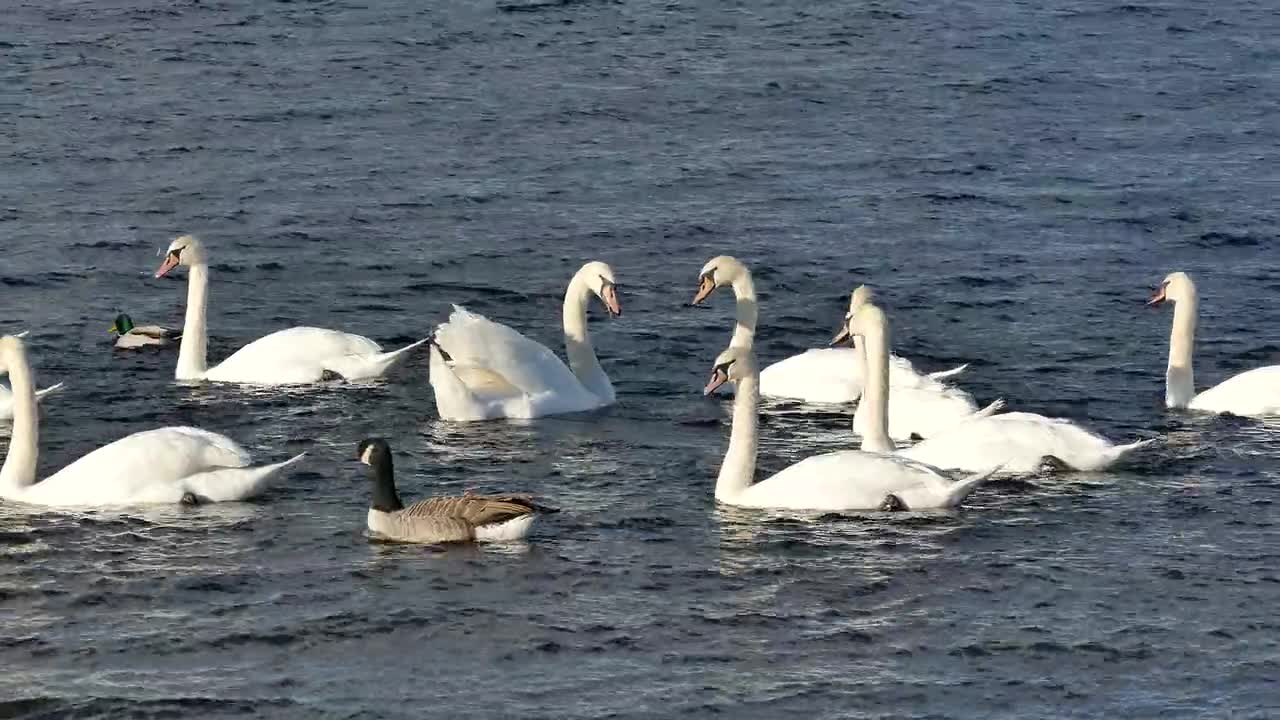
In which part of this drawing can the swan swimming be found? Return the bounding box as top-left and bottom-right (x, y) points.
(429, 261), (622, 421)
(0, 335), (304, 507)
(701, 302), (999, 511)
(1150, 271), (1280, 416)
(154, 234), (427, 385)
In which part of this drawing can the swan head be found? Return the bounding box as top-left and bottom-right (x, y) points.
(0, 335), (26, 374)
(831, 295), (886, 345)
(830, 285), (875, 344)
(578, 261), (622, 317)
(155, 234), (206, 278)
(692, 255), (748, 305)
(703, 345), (755, 395)
(109, 313), (134, 335)
(1148, 271), (1196, 306)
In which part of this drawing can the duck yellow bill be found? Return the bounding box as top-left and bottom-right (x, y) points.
(109, 324), (118, 334)
(703, 368), (728, 395)
(691, 275), (715, 305)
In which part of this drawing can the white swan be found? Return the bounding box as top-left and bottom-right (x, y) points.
(358, 438), (555, 543)
(429, 261), (622, 421)
(876, 299), (1153, 472)
(702, 304), (999, 511)
(0, 335), (304, 506)
(155, 234), (427, 385)
(1150, 271), (1280, 416)
(691, 257), (969, 403)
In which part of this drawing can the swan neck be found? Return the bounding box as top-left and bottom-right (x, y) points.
(715, 372), (759, 502)
(562, 274), (612, 400)
(0, 347), (39, 491)
(367, 461), (403, 512)
(858, 314), (894, 453)
(1166, 291), (1197, 408)
(728, 273), (758, 347)
(176, 263), (210, 380)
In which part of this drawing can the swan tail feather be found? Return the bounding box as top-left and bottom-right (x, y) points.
(927, 363), (969, 381)
(327, 337), (430, 380)
(1106, 437), (1160, 465)
(185, 452), (306, 502)
(34, 382), (65, 400)
(945, 464), (1004, 508)
(972, 398), (1006, 419)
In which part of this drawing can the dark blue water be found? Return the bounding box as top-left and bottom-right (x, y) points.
(2, 0), (1279, 717)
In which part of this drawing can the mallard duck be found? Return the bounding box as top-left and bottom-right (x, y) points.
(357, 438), (556, 543)
(110, 313), (180, 349)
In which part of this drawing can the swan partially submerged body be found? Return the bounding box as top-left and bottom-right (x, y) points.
(1150, 272), (1280, 417)
(0, 382), (63, 421)
(429, 262), (622, 421)
(155, 234), (427, 385)
(691, 258), (968, 403)
(0, 335), (303, 507)
(358, 438), (555, 543)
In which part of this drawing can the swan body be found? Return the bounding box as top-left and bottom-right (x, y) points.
(691, 260), (968, 403)
(901, 411), (1155, 473)
(156, 234), (426, 385)
(0, 382), (63, 421)
(854, 382), (999, 441)
(1152, 272), (1280, 416)
(702, 300), (997, 512)
(757, 347), (968, 403)
(358, 438), (553, 543)
(430, 262), (622, 421)
(111, 313), (180, 349)
(0, 335), (303, 507)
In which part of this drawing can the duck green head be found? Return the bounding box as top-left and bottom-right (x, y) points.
(110, 313), (135, 335)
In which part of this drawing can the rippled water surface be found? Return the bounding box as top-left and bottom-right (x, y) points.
(3, 0), (1279, 717)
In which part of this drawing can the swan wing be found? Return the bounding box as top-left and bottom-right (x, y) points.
(434, 306), (590, 400)
(205, 327), (383, 384)
(902, 412), (1122, 473)
(856, 384), (981, 441)
(1190, 365), (1280, 416)
(738, 450), (947, 510)
(759, 348), (863, 403)
(28, 427), (255, 505)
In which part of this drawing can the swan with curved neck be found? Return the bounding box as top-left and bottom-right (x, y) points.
(429, 261), (622, 421)
(691, 257), (968, 403)
(702, 302), (998, 511)
(155, 234), (427, 385)
(1149, 272), (1280, 416)
(0, 335), (303, 506)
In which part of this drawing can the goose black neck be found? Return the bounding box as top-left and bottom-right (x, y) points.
(367, 457), (403, 512)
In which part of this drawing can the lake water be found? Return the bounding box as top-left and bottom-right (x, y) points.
(1, 0), (1278, 717)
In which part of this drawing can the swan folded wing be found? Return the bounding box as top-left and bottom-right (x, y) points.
(32, 427), (253, 505)
(745, 451), (946, 510)
(207, 327), (383, 384)
(434, 306), (585, 398)
(1189, 366), (1280, 416)
(759, 349), (864, 402)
